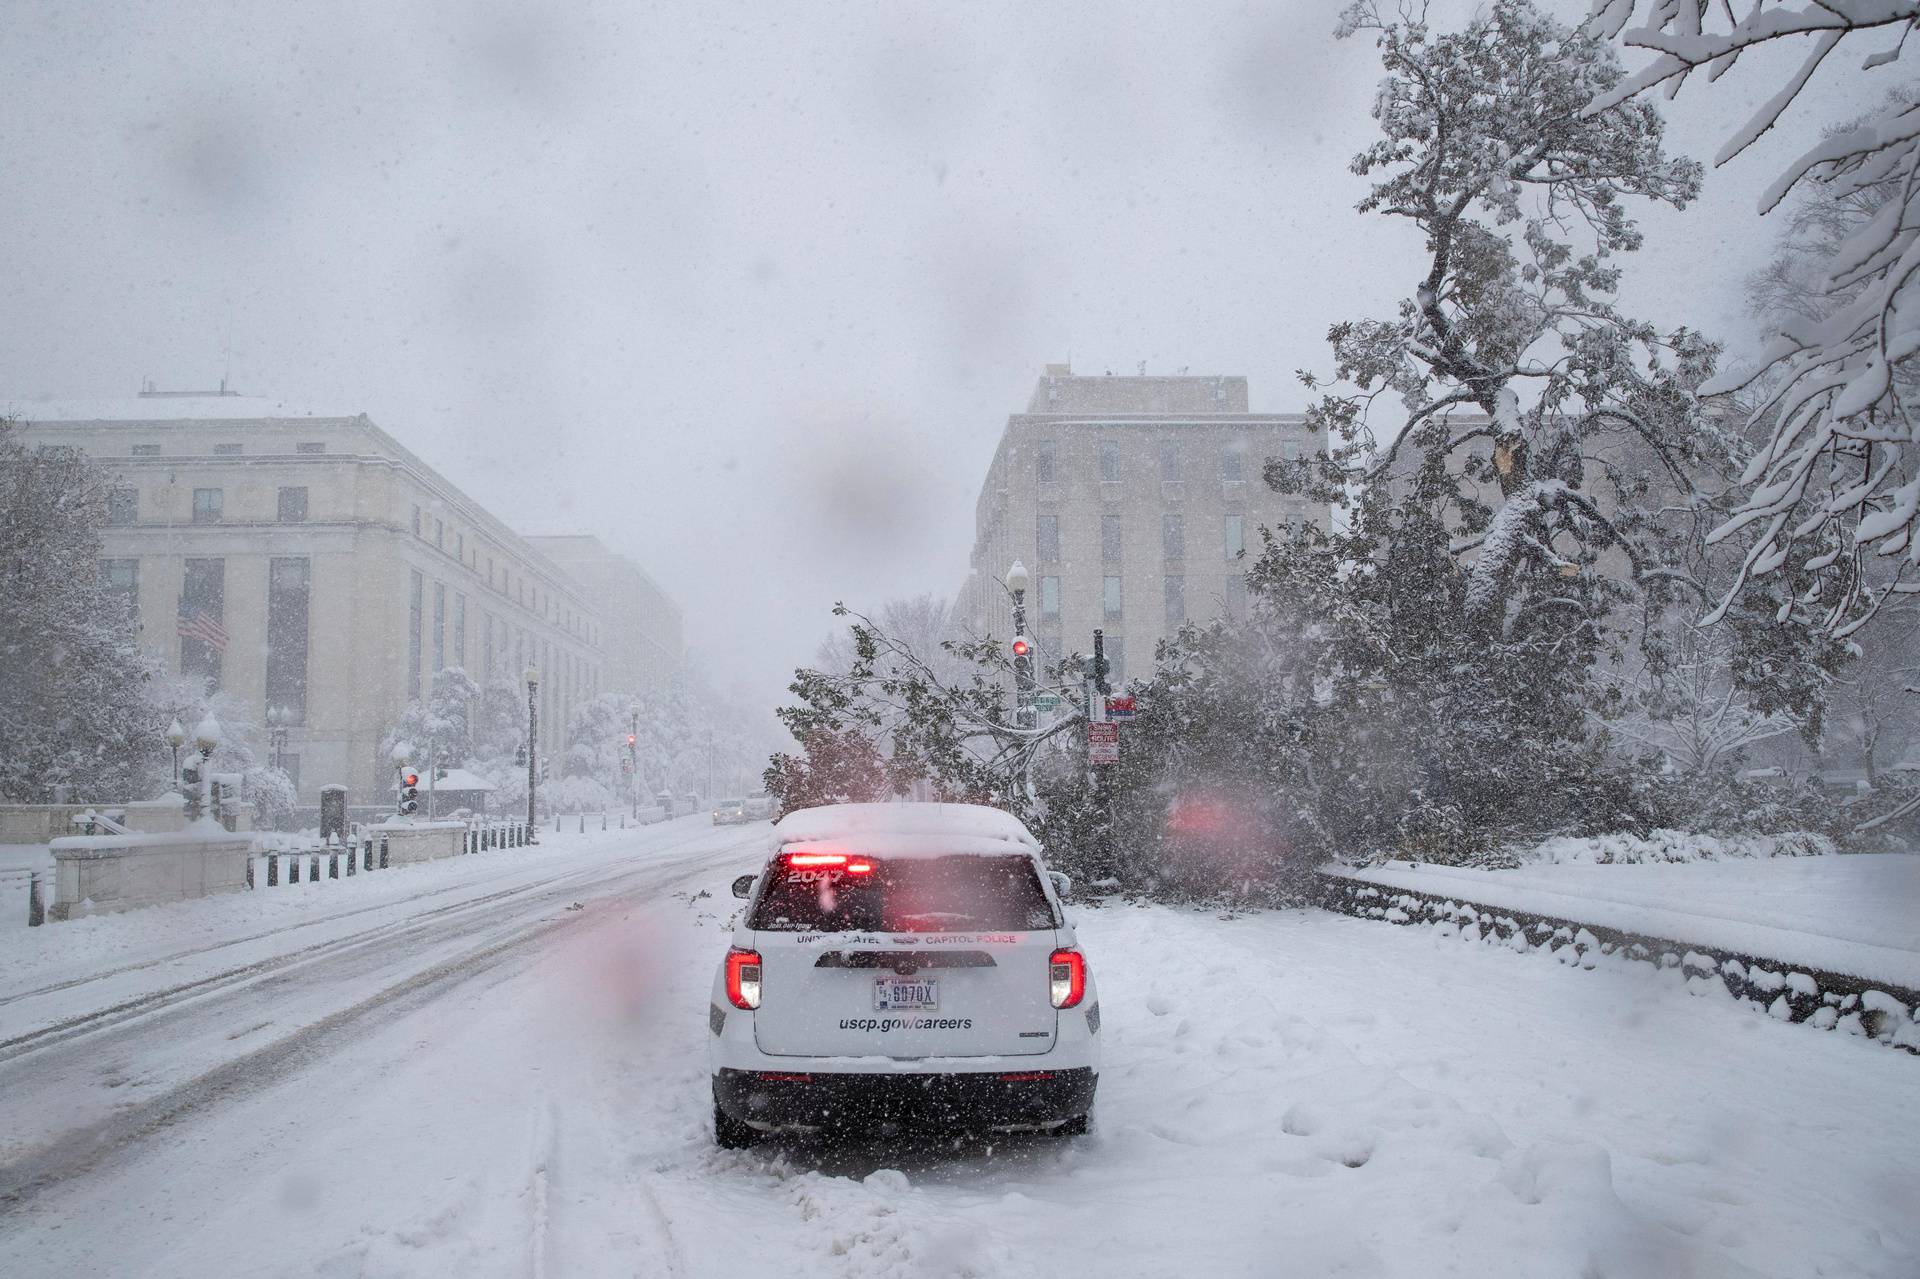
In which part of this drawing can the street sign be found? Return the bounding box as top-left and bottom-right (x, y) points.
(1034, 693), (1062, 712)
(1088, 721), (1120, 766)
(1105, 695), (1136, 720)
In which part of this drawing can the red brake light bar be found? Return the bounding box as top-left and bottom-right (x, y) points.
(785, 852), (875, 873)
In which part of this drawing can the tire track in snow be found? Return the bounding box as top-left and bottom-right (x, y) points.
(0, 841), (751, 1210)
(0, 828), (751, 1065)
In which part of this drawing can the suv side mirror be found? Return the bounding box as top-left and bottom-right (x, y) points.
(1047, 870), (1073, 902)
(731, 874), (757, 900)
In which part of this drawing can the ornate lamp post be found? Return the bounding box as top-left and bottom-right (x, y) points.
(1006, 560), (1034, 728)
(166, 719), (187, 791)
(525, 664), (540, 844)
(266, 705), (291, 773)
(184, 715), (222, 824)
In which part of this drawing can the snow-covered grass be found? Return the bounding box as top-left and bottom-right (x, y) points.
(1338, 854), (1920, 990)
(2, 848), (1913, 1278)
(1517, 828), (1835, 865)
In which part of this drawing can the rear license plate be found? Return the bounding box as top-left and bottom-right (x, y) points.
(872, 977), (938, 1010)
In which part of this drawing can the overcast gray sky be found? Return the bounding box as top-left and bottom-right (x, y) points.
(0, 0), (1881, 710)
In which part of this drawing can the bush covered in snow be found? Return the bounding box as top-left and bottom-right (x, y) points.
(1518, 828), (1833, 866)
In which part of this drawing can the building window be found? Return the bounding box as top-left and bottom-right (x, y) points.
(192, 488), (223, 523)
(1221, 449), (1244, 481)
(266, 558), (310, 725)
(1103, 575), (1123, 622)
(1163, 514), (1184, 561)
(433, 582), (446, 672)
(277, 486), (308, 523)
(213, 442), (243, 456)
(107, 487), (137, 525)
(279, 753), (301, 789)
(130, 443), (160, 456)
(408, 570), (423, 699)
(1101, 515), (1122, 564)
(179, 558), (227, 692)
(488, 556), (495, 589)
(1037, 514), (1060, 563)
(455, 593), (467, 669)
(296, 441), (325, 454)
(1226, 574), (1249, 621)
(484, 611), (496, 675)
(100, 558), (139, 620)
(412, 505), (422, 537)
(1035, 441), (1057, 484)
(1224, 514), (1245, 562)
(1040, 575), (1061, 621)
(435, 518), (444, 548)
(1159, 443), (1180, 482)
(1099, 441), (1122, 482)
(456, 531), (465, 561)
(1104, 636), (1125, 687)
(1164, 575), (1186, 629)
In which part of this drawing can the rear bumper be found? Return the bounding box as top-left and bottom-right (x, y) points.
(713, 1066), (1096, 1133)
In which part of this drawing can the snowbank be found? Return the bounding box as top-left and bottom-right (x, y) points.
(1328, 854), (1920, 992)
(1517, 828), (1834, 865)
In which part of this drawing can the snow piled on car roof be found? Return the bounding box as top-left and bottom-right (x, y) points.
(772, 802), (1038, 854)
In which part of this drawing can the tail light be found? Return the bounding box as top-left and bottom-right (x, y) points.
(1049, 948), (1086, 1008)
(725, 948), (762, 1010)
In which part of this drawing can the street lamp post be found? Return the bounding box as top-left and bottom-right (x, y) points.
(166, 719), (186, 792)
(525, 665), (540, 844)
(1006, 560), (1034, 728)
(184, 715), (222, 825)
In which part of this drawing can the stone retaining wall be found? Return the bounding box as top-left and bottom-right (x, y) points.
(1317, 869), (1920, 1055)
(49, 830), (252, 920)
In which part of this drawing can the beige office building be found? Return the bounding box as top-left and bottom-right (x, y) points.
(957, 367), (1329, 684)
(11, 393), (679, 804)
(527, 535), (683, 693)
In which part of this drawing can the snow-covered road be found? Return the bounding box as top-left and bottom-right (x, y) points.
(1, 824), (1913, 1278)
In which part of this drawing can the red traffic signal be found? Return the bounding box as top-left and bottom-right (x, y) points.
(402, 772), (419, 787)
(1011, 636), (1032, 659)
(626, 734), (637, 747)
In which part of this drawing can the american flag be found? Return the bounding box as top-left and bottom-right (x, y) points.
(177, 610), (229, 653)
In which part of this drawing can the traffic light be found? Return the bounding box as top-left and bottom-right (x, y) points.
(1011, 636), (1032, 660)
(626, 734), (637, 748)
(399, 771), (420, 816)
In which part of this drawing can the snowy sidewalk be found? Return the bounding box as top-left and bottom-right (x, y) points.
(1328, 854), (1920, 991)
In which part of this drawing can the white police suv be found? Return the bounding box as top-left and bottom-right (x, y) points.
(707, 802), (1100, 1146)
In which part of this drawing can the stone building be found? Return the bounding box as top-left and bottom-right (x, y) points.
(10, 392), (680, 804)
(526, 534), (684, 693)
(956, 367), (1330, 684)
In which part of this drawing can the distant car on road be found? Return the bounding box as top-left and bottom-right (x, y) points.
(712, 797), (751, 825)
(707, 801), (1098, 1146)
(744, 793), (776, 820)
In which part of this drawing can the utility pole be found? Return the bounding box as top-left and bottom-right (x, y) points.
(629, 711), (640, 819)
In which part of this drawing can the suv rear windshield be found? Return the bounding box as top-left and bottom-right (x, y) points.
(749, 854), (1057, 933)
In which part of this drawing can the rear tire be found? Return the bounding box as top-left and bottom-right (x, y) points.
(714, 1102), (757, 1149)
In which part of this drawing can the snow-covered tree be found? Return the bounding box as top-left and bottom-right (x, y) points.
(380, 666), (482, 772)
(1313, 0), (1712, 628)
(1589, 2), (1920, 638)
(0, 418), (165, 802)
